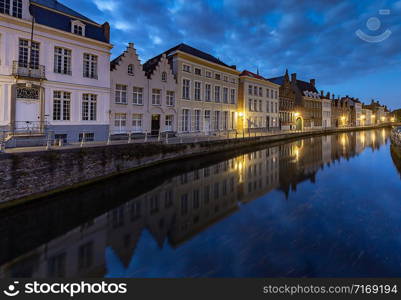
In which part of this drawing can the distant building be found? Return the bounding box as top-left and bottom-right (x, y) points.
(270, 72), (321, 130)
(267, 70), (296, 130)
(320, 92), (332, 128)
(110, 43), (177, 136)
(144, 43), (240, 135)
(237, 70), (280, 131)
(363, 100), (386, 124)
(341, 96), (362, 127)
(0, 0), (112, 143)
(331, 94), (352, 128)
(361, 108), (373, 126)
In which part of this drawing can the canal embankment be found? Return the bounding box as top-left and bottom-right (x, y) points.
(0, 124), (396, 208)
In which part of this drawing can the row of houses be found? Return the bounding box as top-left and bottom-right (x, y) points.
(0, 0), (396, 143)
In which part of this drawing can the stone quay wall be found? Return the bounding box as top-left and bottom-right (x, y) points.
(0, 124), (394, 207)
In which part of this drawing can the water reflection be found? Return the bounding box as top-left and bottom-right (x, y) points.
(1, 129), (399, 278)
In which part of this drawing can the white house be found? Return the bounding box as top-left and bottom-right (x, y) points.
(322, 98), (332, 128)
(110, 43), (177, 136)
(0, 0), (112, 143)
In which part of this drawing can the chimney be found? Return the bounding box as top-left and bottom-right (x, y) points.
(128, 42), (134, 49)
(310, 79), (315, 87)
(326, 92), (331, 99)
(320, 90), (324, 97)
(102, 22), (110, 43)
(291, 73), (297, 83)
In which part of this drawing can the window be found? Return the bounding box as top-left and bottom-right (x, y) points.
(128, 64), (134, 75)
(214, 86), (220, 103)
(215, 73), (221, 80)
(230, 89), (235, 104)
(182, 79), (190, 100)
(249, 99), (253, 111)
(205, 84), (211, 102)
(83, 53), (97, 79)
(152, 89), (161, 105)
(266, 100), (270, 112)
(132, 114), (143, 132)
(248, 85), (253, 95)
(214, 111), (220, 130)
(223, 111), (228, 129)
(19, 39), (39, 69)
(259, 87), (263, 97)
(271, 102), (274, 113)
(73, 25), (83, 36)
(259, 100), (262, 112)
(194, 81), (201, 101)
(71, 20), (85, 36)
(275, 102), (278, 113)
(182, 109), (190, 132)
(161, 71), (167, 82)
(205, 110), (211, 125)
(254, 86), (258, 95)
(78, 132), (94, 142)
(266, 89), (270, 98)
(53, 91), (71, 121)
(0, 0), (22, 18)
(78, 242), (93, 270)
(206, 71), (212, 78)
(82, 94), (97, 121)
(165, 115), (173, 130)
(48, 253), (66, 277)
(223, 76), (228, 82)
(114, 113), (127, 128)
(115, 84), (127, 104)
(166, 91), (175, 106)
(133, 87), (143, 105)
(54, 47), (71, 75)
(183, 64), (191, 72)
(194, 110), (201, 131)
(271, 89), (274, 98)
(254, 99), (258, 112)
(195, 68), (201, 76)
(231, 78), (236, 84)
(275, 90), (278, 99)
(223, 87), (228, 103)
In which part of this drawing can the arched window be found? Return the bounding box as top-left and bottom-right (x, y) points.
(128, 64), (134, 75)
(161, 71), (167, 82)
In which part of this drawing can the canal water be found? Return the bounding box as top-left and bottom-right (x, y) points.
(1, 128), (401, 278)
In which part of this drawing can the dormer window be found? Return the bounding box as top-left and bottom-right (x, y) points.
(128, 64), (134, 75)
(161, 71), (167, 82)
(71, 20), (86, 36)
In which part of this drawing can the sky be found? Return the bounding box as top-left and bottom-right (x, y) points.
(61, 0), (401, 110)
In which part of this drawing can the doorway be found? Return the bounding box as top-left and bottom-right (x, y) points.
(296, 117), (303, 131)
(151, 114), (160, 136)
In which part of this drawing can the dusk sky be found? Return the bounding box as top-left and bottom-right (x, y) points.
(62, 0), (401, 110)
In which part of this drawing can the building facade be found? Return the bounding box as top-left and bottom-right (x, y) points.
(238, 70), (279, 131)
(0, 0), (112, 142)
(110, 43), (177, 136)
(145, 43), (240, 135)
(331, 95), (352, 128)
(321, 96), (332, 128)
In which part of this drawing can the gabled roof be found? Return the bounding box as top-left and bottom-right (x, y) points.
(144, 43), (237, 73)
(268, 75), (318, 93)
(240, 70), (266, 81)
(110, 54), (124, 71)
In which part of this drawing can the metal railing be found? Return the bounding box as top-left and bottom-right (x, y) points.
(12, 61), (46, 79)
(10, 121), (49, 135)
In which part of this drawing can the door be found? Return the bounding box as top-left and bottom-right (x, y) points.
(296, 117), (303, 130)
(151, 114), (161, 136)
(15, 86), (41, 133)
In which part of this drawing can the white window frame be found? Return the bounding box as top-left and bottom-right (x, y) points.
(132, 114), (143, 132)
(71, 20), (86, 36)
(152, 89), (161, 105)
(133, 87), (143, 105)
(166, 91), (175, 106)
(194, 81), (202, 101)
(115, 84), (127, 104)
(54, 46), (72, 75)
(182, 78), (190, 100)
(53, 91), (71, 121)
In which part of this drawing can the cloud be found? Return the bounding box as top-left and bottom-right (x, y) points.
(60, 0), (401, 109)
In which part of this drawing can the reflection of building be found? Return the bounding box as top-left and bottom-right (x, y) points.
(110, 43), (177, 135)
(144, 43), (240, 135)
(0, 130), (391, 278)
(0, 0), (112, 142)
(238, 70), (280, 131)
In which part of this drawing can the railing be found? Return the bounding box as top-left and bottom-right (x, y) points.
(12, 61), (46, 80)
(11, 121), (49, 135)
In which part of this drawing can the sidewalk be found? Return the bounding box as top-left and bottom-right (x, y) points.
(1, 125), (395, 154)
